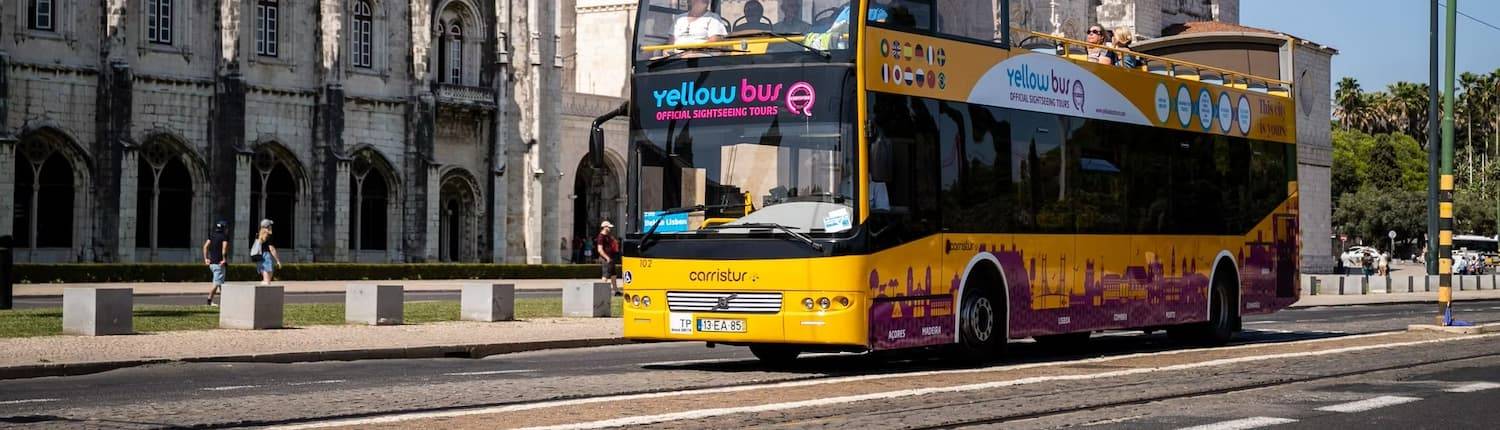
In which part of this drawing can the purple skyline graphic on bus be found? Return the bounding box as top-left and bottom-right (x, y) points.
(868, 217), (1298, 350)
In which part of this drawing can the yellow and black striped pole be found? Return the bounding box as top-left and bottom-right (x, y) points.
(1437, 0), (1458, 326)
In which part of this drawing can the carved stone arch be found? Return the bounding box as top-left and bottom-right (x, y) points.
(12, 126), (93, 261)
(134, 131), (211, 258)
(347, 145), (403, 259)
(437, 166), (483, 262)
(434, 0), (483, 86)
(248, 140), (308, 252)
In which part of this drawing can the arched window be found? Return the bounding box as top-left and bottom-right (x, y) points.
(348, 150), (394, 253)
(29, 0), (55, 31)
(351, 0), (374, 68)
(444, 22), (464, 84)
(255, 0), (280, 57)
(14, 133), (81, 249)
(250, 145), (301, 249)
(136, 139), (197, 252)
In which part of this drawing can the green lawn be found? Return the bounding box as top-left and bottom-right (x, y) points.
(0, 298), (622, 338)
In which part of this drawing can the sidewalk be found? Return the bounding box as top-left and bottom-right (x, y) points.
(13, 279), (597, 297)
(1291, 289), (1500, 307)
(0, 318), (625, 380)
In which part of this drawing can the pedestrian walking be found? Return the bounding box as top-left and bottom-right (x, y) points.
(1378, 252), (1390, 276)
(203, 220), (230, 306)
(596, 221), (620, 294)
(250, 219), (282, 285)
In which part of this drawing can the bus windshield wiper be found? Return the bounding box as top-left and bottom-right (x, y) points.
(726, 31), (831, 59)
(706, 222), (824, 252)
(637, 203), (748, 251)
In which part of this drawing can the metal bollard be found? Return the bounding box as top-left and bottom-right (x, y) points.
(1338, 276), (1346, 295)
(0, 235), (12, 310)
(1361, 276), (1369, 295)
(1311, 277), (1321, 295)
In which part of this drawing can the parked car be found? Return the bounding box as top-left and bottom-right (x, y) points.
(1339, 246), (1380, 273)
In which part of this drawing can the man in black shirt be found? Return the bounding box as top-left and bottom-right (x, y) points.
(204, 220), (230, 306)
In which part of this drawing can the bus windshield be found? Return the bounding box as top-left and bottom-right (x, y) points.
(635, 119), (856, 234)
(634, 0), (856, 61)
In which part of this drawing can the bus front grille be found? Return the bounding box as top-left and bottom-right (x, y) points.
(666, 292), (783, 313)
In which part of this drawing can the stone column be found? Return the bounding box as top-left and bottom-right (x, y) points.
(332, 159), (351, 261)
(0, 138), (14, 238)
(115, 148), (138, 262)
(93, 60), (133, 262)
(538, 0), (562, 264)
(233, 153), (253, 261)
(404, 95), (436, 262)
(425, 165), (441, 261)
(314, 84), (347, 261)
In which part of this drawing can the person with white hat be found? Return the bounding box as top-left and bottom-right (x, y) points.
(595, 220), (621, 294)
(249, 219), (283, 285)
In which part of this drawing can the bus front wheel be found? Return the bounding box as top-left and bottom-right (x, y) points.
(749, 344), (801, 365)
(1169, 277), (1238, 345)
(955, 276), (1006, 360)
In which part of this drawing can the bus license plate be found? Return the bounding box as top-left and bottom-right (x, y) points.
(697, 318), (745, 333)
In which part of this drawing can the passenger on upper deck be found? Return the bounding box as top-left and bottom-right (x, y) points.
(672, 0), (729, 45)
(772, 0), (811, 34)
(733, 0), (773, 33)
(1086, 23), (1112, 65)
(1111, 27), (1142, 69)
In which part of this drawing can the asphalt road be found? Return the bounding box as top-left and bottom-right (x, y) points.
(8, 289), (563, 308)
(1, 301), (1497, 429)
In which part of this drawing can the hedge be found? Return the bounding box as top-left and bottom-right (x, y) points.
(12, 263), (605, 284)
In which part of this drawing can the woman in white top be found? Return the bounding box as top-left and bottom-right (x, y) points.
(672, 0), (728, 45)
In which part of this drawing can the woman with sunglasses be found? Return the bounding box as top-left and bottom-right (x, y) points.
(1085, 24), (1113, 65)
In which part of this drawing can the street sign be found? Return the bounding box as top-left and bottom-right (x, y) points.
(1388, 230), (1397, 239)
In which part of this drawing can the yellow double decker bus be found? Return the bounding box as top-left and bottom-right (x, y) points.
(601, 0), (1299, 363)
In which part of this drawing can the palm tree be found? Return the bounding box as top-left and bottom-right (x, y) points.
(1335, 77), (1366, 131)
(1387, 82), (1431, 147)
(1460, 72), (1484, 186)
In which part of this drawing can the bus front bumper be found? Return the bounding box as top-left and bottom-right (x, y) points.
(621, 290), (869, 348)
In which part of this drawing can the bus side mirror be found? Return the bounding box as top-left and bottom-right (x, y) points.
(589, 127), (605, 167)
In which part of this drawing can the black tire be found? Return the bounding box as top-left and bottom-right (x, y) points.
(749, 344), (801, 365)
(953, 273), (1005, 361)
(1169, 275), (1238, 345)
(1034, 332), (1090, 350)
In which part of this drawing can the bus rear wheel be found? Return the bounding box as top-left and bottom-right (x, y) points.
(1169, 277), (1238, 345)
(749, 344), (801, 365)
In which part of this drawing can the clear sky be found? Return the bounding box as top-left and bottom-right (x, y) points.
(1242, 0), (1500, 92)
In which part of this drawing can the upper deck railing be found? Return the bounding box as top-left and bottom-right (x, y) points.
(1010, 28), (1292, 98)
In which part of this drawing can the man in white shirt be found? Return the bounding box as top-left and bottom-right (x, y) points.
(672, 0), (728, 45)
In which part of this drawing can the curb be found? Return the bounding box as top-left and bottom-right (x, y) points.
(12, 288), (566, 299)
(1290, 296), (1500, 308)
(0, 337), (631, 381)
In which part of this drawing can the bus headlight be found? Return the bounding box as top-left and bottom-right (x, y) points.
(803, 298), (815, 310)
(836, 296), (850, 308)
(642, 296), (651, 307)
(818, 297), (831, 310)
(632, 295), (643, 307)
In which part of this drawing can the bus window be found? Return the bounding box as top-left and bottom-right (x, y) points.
(933, 0), (999, 41)
(1008, 109), (1068, 233)
(1068, 118), (1126, 233)
(867, 0), (931, 31)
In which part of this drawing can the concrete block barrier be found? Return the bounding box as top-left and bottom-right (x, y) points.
(347, 285), (403, 325)
(219, 285), (284, 329)
(563, 282), (612, 317)
(1370, 276), (1389, 294)
(63, 288), (133, 336)
(462, 283), (515, 322)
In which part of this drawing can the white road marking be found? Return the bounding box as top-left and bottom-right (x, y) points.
(287, 380), (347, 386)
(639, 358), (746, 367)
(1315, 395), (1422, 413)
(1175, 416), (1298, 430)
(201, 385), (261, 392)
(1445, 382), (1500, 393)
(273, 332), (1498, 430)
(0, 398), (60, 405)
(641, 353), (852, 367)
(1243, 321), (1278, 325)
(443, 369), (537, 376)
